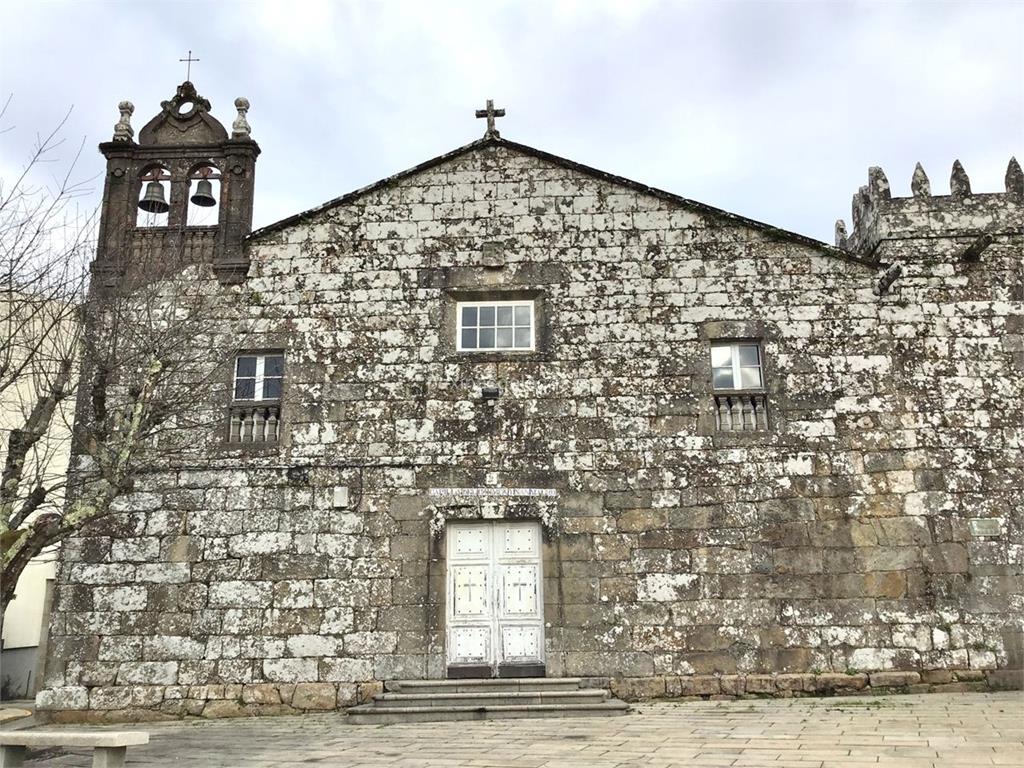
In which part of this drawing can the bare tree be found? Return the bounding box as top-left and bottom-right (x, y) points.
(1, 101), (91, 631)
(0, 102), (241, 631)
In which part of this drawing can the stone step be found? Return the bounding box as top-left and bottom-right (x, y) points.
(375, 689), (609, 708)
(385, 677), (585, 694)
(352, 678), (628, 724)
(347, 700), (630, 725)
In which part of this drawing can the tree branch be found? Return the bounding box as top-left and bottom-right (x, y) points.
(0, 361), (72, 530)
(8, 483), (49, 531)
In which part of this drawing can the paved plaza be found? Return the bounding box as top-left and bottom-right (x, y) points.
(23, 692), (1024, 767)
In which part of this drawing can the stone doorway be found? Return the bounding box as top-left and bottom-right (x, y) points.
(445, 521), (545, 678)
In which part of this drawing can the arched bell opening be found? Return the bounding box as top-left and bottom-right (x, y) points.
(136, 165), (171, 227)
(186, 163), (221, 226)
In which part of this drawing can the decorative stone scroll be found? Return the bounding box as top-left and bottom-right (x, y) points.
(135, 81), (228, 148)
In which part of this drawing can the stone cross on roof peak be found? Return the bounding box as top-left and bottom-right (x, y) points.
(475, 99), (505, 139)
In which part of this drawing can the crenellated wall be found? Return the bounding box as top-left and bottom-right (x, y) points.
(836, 157), (1024, 262)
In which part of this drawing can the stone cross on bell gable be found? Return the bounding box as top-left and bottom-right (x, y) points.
(179, 50), (200, 81)
(475, 99), (505, 138)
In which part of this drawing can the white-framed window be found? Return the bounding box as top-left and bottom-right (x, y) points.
(711, 342), (763, 390)
(233, 353), (284, 400)
(457, 300), (535, 352)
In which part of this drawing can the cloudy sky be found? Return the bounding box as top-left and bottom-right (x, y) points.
(1, 0), (1021, 243)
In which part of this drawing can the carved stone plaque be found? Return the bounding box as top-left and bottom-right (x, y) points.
(968, 518), (1002, 537)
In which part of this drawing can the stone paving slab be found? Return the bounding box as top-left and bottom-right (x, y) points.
(25, 692), (1024, 767)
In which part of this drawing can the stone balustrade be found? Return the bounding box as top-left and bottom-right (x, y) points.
(227, 403), (281, 443)
(713, 393), (768, 431)
(129, 226), (217, 266)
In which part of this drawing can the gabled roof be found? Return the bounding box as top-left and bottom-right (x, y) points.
(247, 135), (873, 266)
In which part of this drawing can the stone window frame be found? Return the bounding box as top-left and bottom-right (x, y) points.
(696, 320), (785, 441)
(220, 347), (287, 450)
(232, 352), (284, 401)
(455, 299), (536, 353)
(440, 288), (550, 362)
(711, 341), (765, 391)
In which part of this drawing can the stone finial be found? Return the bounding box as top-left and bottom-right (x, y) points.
(867, 167), (891, 201)
(911, 163), (931, 198)
(950, 160), (971, 198)
(1005, 156), (1024, 197)
(232, 97), (251, 139)
(851, 186), (870, 229)
(112, 100), (134, 142)
(834, 219), (848, 249)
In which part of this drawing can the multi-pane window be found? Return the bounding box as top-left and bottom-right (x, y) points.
(711, 342), (763, 390)
(710, 342), (768, 431)
(233, 354), (284, 400)
(229, 353), (283, 444)
(457, 301), (534, 351)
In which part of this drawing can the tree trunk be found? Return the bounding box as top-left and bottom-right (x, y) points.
(1, 558), (23, 643)
(1, 514), (61, 637)
(0, 585), (10, 642)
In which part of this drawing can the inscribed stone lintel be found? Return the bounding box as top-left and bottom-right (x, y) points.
(426, 489), (560, 536)
(428, 487), (558, 498)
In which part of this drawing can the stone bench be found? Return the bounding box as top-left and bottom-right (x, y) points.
(0, 730), (149, 768)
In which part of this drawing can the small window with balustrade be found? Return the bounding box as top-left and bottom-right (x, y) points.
(228, 353), (283, 443)
(711, 341), (769, 431)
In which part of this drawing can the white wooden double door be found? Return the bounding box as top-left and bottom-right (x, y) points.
(446, 521), (545, 673)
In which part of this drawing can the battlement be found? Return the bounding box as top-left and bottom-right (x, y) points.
(835, 158), (1023, 260)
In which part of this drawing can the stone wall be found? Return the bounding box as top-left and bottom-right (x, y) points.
(38, 142), (1023, 720)
(609, 668), (1022, 701)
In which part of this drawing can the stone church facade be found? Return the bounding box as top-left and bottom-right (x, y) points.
(37, 83), (1022, 720)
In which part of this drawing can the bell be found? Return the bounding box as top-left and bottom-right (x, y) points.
(190, 178), (217, 207)
(138, 181), (169, 213)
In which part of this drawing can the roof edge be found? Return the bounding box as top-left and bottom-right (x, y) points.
(246, 136), (874, 267)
